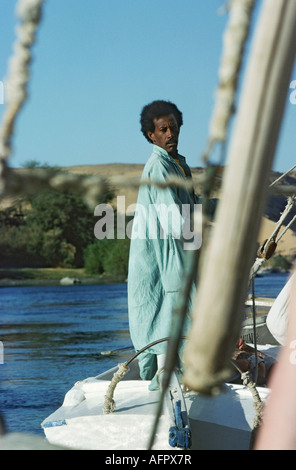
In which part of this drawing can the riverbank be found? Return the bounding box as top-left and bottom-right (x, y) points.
(0, 258), (292, 287)
(0, 268), (126, 287)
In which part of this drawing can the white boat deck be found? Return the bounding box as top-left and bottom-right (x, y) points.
(42, 349), (276, 450)
(42, 379), (173, 450)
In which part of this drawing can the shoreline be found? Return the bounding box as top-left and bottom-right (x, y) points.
(0, 278), (126, 288)
(0, 268), (126, 288)
(0, 267), (289, 288)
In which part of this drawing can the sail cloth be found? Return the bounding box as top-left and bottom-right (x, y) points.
(266, 272), (296, 346)
(127, 145), (199, 384)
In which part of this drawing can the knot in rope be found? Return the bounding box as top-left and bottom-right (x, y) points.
(241, 371), (264, 435)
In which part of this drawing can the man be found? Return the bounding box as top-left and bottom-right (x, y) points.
(128, 100), (199, 388)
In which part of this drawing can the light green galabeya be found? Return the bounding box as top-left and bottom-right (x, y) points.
(128, 145), (200, 388)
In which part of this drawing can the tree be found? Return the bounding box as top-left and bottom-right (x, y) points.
(25, 189), (103, 267)
(84, 213), (132, 278)
(0, 178), (114, 268)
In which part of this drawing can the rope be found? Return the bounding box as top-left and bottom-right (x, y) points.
(241, 371), (263, 420)
(0, 0), (45, 175)
(0, 165), (205, 209)
(241, 371), (264, 449)
(204, 0), (256, 161)
(235, 274), (265, 447)
(103, 363), (130, 414)
(102, 337), (187, 414)
(269, 163), (296, 187)
(251, 277), (259, 383)
(231, 361), (263, 449)
(276, 213), (296, 243)
(249, 194), (296, 281)
(1, 160), (295, 210)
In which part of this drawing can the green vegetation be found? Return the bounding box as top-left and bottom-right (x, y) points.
(0, 173), (132, 281)
(84, 211), (132, 279)
(25, 190), (95, 267)
(84, 237), (130, 279)
(0, 191), (95, 268)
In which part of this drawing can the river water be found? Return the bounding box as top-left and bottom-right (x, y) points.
(0, 273), (290, 436)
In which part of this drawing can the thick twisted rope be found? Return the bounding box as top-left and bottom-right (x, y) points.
(241, 370), (264, 449)
(204, 0), (256, 161)
(0, 0), (45, 174)
(103, 363), (130, 414)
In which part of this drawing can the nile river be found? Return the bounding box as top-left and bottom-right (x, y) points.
(0, 273), (289, 436)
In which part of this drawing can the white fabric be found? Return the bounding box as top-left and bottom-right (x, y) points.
(266, 273), (295, 345)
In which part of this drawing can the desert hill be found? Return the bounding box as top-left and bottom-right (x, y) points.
(1, 163), (295, 257)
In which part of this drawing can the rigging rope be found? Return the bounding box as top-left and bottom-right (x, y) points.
(0, 0), (45, 178)
(269, 164), (296, 187)
(204, 0), (256, 162)
(103, 336), (187, 414)
(251, 278), (259, 384)
(103, 363), (130, 414)
(250, 194), (296, 280)
(231, 360), (263, 449)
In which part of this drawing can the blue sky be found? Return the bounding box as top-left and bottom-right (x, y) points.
(0, 0), (295, 173)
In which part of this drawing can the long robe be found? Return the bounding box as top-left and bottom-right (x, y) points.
(127, 145), (199, 381)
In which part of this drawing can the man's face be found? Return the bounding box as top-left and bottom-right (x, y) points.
(147, 114), (180, 156)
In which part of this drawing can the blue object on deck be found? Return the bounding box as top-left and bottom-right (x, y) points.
(42, 419), (66, 428)
(168, 400), (192, 449)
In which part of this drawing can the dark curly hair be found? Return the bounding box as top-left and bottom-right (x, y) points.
(140, 100), (183, 143)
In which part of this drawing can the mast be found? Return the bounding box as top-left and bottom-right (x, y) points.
(184, 0), (296, 394)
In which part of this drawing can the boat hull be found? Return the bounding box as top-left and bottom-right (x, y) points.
(42, 360), (271, 450)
